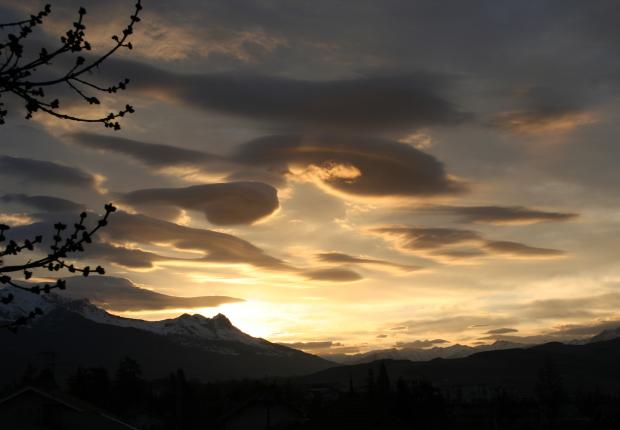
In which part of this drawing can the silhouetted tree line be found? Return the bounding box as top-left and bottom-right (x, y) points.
(3, 358), (620, 430)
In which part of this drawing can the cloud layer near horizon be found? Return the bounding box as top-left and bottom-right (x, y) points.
(52, 276), (244, 311)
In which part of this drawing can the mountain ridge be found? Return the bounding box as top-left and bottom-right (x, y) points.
(0, 285), (333, 383)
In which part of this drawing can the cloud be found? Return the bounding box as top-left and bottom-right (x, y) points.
(54, 276), (243, 311)
(84, 242), (168, 270)
(0, 193), (86, 213)
(10, 211), (288, 271)
(304, 268), (362, 282)
(491, 107), (598, 135)
(316, 252), (421, 272)
(479, 320), (620, 345)
(0, 155), (101, 190)
(394, 339), (449, 349)
(483, 241), (564, 258)
(68, 132), (221, 168)
(8, 211), (367, 282)
(516, 293), (620, 320)
(431, 248), (487, 259)
(484, 328), (519, 335)
(70, 132), (465, 199)
(371, 226), (564, 260)
(99, 212), (288, 270)
(429, 205), (578, 225)
(233, 134), (466, 198)
(279, 340), (360, 354)
(67, 132), (281, 186)
(550, 320), (620, 338)
(372, 227), (481, 250)
(0, 213), (34, 226)
(280, 341), (335, 350)
(101, 59), (470, 130)
(395, 315), (517, 336)
(119, 182), (279, 225)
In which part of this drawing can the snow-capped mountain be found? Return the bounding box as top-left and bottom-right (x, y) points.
(0, 285), (333, 383)
(0, 285), (273, 354)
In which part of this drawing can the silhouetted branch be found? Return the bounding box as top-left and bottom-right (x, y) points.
(0, 1), (142, 129)
(0, 203), (116, 332)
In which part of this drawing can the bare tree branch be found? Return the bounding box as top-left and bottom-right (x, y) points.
(0, 1), (142, 129)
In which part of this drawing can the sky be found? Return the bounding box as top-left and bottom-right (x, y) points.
(1, 0), (620, 356)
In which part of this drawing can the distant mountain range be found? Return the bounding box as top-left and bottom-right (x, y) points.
(322, 329), (620, 365)
(0, 286), (332, 384)
(322, 340), (529, 364)
(304, 338), (620, 395)
(2, 282), (620, 390)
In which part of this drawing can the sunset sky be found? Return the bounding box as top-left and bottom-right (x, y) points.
(1, 0), (620, 356)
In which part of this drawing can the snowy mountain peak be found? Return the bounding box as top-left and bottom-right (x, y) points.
(0, 285), (267, 351)
(213, 313), (233, 327)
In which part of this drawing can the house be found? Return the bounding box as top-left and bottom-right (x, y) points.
(0, 386), (139, 430)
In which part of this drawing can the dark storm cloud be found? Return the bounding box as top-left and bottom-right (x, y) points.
(483, 241), (564, 257)
(120, 182), (279, 225)
(484, 328), (518, 335)
(233, 135), (465, 197)
(56, 276), (243, 311)
(70, 133), (465, 199)
(0, 155), (99, 190)
(304, 268), (363, 282)
(394, 339), (449, 348)
(100, 59), (469, 130)
(429, 205), (578, 225)
(316, 252), (421, 272)
(372, 227), (564, 260)
(0, 193), (86, 213)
